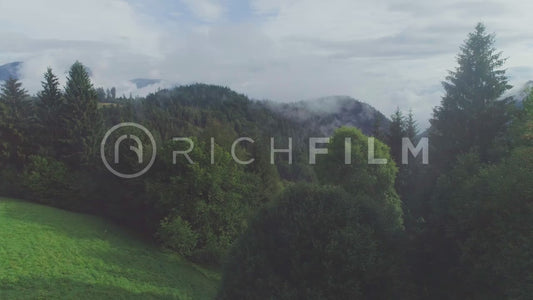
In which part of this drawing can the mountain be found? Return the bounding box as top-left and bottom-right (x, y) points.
(264, 96), (389, 136)
(0, 61), (22, 81)
(130, 78), (161, 89)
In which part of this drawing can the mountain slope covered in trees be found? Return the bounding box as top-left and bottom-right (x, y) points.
(264, 96), (389, 136)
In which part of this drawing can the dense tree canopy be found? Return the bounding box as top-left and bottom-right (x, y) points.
(218, 184), (410, 300)
(314, 127), (404, 233)
(61, 61), (102, 167)
(0, 77), (31, 169)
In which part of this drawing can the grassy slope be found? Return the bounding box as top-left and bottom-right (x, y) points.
(0, 198), (219, 299)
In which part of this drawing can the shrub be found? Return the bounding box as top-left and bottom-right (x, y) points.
(157, 215), (198, 257)
(22, 155), (72, 206)
(146, 139), (263, 264)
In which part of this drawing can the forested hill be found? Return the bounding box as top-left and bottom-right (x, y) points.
(122, 84), (390, 179)
(136, 84), (389, 139)
(264, 95), (389, 136)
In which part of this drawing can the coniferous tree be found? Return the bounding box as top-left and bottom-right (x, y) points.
(37, 68), (63, 157)
(0, 77), (31, 168)
(405, 109), (418, 141)
(395, 109), (422, 224)
(372, 111), (386, 141)
(421, 23), (516, 298)
(430, 23), (512, 167)
(38, 68), (62, 109)
(60, 61), (102, 167)
(110, 87), (116, 100)
(388, 107), (405, 164)
(96, 87), (106, 103)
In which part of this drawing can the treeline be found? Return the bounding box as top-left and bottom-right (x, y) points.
(0, 63), (312, 264)
(0, 22), (532, 299)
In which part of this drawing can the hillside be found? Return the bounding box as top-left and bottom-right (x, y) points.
(0, 198), (220, 299)
(264, 96), (389, 136)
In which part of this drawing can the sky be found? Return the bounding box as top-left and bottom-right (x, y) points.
(1, 0), (533, 128)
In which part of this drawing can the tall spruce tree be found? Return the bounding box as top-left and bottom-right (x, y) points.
(405, 109), (418, 141)
(37, 68), (63, 157)
(38, 68), (62, 109)
(0, 77), (31, 168)
(430, 23), (512, 167)
(60, 61), (102, 167)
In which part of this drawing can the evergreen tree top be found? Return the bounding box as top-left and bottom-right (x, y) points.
(443, 22), (511, 109)
(38, 68), (62, 108)
(0, 77), (28, 104)
(65, 61), (96, 101)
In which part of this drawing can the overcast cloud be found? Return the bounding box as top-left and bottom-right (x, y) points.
(1, 0), (533, 128)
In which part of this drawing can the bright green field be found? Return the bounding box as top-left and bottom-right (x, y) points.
(0, 198), (220, 299)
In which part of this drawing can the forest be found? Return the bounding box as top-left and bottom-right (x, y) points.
(0, 23), (532, 299)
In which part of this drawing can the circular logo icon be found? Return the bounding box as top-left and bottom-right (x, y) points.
(100, 122), (157, 179)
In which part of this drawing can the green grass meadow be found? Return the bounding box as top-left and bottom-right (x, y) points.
(0, 198), (219, 299)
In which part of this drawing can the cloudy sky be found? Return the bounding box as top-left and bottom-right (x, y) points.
(1, 0), (533, 127)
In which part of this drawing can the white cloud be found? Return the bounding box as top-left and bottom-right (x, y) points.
(243, 0), (533, 127)
(180, 0), (224, 22)
(2, 0), (533, 128)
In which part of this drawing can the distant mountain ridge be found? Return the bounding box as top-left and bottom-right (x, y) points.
(0, 61), (22, 81)
(130, 78), (161, 89)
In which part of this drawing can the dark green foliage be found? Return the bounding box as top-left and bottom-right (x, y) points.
(0, 168), (25, 198)
(96, 87), (106, 102)
(0, 77), (32, 169)
(60, 61), (102, 167)
(314, 127), (403, 232)
(389, 108), (423, 226)
(36, 68), (63, 157)
(510, 88), (533, 147)
(372, 111), (387, 141)
(405, 109), (418, 141)
(387, 107), (405, 164)
(457, 147), (533, 299)
(218, 184), (409, 299)
(22, 155), (73, 205)
(0, 77), (28, 104)
(157, 215), (199, 256)
(146, 138), (264, 264)
(423, 146), (533, 299)
(430, 23), (513, 167)
(38, 68), (62, 109)
(407, 24), (527, 298)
